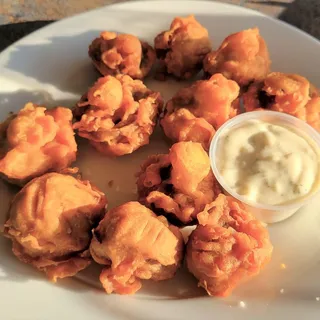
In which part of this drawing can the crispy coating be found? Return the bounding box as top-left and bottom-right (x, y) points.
(136, 141), (222, 225)
(90, 201), (184, 295)
(243, 72), (320, 131)
(305, 94), (320, 131)
(0, 103), (77, 186)
(89, 31), (156, 79)
(203, 28), (270, 87)
(186, 194), (273, 297)
(154, 15), (211, 79)
(161, 74), (240, 150)
(4, 173), (107, 281)
(73, 75), (163, 156)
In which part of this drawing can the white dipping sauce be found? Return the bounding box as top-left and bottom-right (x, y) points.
(217, 119), (320, 206)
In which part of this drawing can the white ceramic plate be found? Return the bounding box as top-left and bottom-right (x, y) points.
(1, 1), (320, 319)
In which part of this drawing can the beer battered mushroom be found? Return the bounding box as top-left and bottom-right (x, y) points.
(305, 93), (320, 131)
(154, 15), (212, 80)
(136, 141), (222, 225)
(4, 173), (107, 282)
(90, 201), (184, 295)
(160, 74), (240, 150)
(186, 194), (273, 297)
(89, 31), (156, 79)
(203, 28), (270, 87)
(0, 103), (77, 186)
(73, 75), (163, 156)
(243, 72), (320, 131)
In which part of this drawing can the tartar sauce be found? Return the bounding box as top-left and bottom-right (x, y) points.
(217, 119), (320, 205)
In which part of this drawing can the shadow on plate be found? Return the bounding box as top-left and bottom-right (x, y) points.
(0, 89), (78, 115)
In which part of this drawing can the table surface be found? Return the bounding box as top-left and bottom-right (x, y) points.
(0, 1), (294, 24)
(0, 0), (294, 23)
(0, 0), (319, 52)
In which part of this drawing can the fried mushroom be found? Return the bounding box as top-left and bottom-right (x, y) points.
(186, 194), (273, 297)
(4, 172), (107, 282)
(90, 201), (184, 295)
(243, 72), (320, 131)
(305, 93), (320, 131)
(154, 15), (212, 80)
(203, 28), (270, 87)
(89, 31), (156, 79)
(73, 75), (163, 156)
(136, 141), (222, 225)
(160, 74), (240, 150)
(0, 103), (77, 186)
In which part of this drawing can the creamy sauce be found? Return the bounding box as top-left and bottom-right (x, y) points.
(217, 119), (320, 205)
